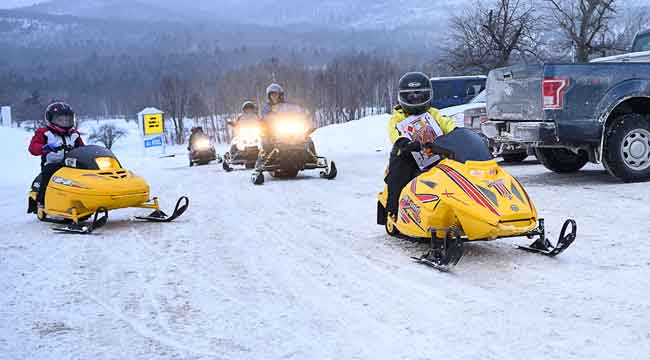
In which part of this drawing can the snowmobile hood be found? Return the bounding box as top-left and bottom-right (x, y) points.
(417, 159), (538, 239)
(48, 167), (150, 197)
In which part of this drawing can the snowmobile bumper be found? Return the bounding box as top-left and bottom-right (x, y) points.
(227, 147), (259, 165)
(190, 149), (217, 163)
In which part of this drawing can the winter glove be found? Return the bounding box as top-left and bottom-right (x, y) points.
(423, 142), (454, 159)
(422, 142), (435, 156)
(392, 138), (422, 158)
(42, 143), (59, 153)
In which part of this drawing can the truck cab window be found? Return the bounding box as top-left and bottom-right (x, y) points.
(632, 32), (650, 52)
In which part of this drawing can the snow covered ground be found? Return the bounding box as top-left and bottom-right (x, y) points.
(1, 116), (650, 359)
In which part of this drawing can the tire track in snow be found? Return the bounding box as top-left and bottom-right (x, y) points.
(10, 249), (223, 358)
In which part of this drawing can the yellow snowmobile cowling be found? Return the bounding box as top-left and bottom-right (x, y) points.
(45, 167), (150, 215)
(380, 159), (538, 241)
(28, 145), (189, 234)
(377, 128), (576, 270)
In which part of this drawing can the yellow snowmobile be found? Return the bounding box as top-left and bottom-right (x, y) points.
(377, 128), (576, 271)
(27, 145), (189, 234)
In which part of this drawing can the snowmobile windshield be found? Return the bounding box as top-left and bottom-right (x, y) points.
(272, 103), (304, 114)
(238, 113), (261, 125)
(64, 145), (122, 170)
(432, 128), (493, 163)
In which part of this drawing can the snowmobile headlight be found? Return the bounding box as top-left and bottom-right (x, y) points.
(95, 157), (120, 170)
(239, 126), (261, 138)
(194, 138), (212, 150)
(275, 120), (306, 136)
(52, 176), (87, 189)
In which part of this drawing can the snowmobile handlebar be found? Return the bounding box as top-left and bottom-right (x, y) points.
(423, 142), (455, 159)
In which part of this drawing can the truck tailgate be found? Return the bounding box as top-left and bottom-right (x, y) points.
(487, 64), (544, 121)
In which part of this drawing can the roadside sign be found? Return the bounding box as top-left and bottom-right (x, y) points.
(144, 136), (163, 148)
(144, 113), (164, 135)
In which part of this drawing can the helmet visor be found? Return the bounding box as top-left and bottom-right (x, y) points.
(51, 114), (75, 129)
(399, 90), (432, 107)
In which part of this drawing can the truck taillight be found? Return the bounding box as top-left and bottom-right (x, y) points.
(543, 78), (569, 110)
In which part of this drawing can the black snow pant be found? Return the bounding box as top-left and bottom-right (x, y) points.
(37, 163), (64, 204)
(385, 140), (422, 215)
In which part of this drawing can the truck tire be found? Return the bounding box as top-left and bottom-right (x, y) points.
(602, 113), (650, 182)
(534, 147), (588, 173)
(501, 152), (528, 163)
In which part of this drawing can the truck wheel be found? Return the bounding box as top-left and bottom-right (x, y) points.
(603, 113), (650, 182)
(534, 148), (588, 173)
(501, 152), (528, 163)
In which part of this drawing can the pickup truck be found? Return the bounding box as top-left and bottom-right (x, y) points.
(485, 62), (650, 182)
(485, 28), (650, 182)
(483, 30), (650, 177)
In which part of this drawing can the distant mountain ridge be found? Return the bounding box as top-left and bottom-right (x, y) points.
(16, 0), (463, 31)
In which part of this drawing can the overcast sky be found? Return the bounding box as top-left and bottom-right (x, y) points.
(0, 0), (42, 9)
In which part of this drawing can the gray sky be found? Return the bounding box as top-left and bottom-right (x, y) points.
(0, 0), (42, 9)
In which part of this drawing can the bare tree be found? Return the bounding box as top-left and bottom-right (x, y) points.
(88, 123), (127, 149)
(607, 6), (650, 54)
(159, 75), (191, 144)
(545, 0), (617, 62)
(446, 0), (541, 73)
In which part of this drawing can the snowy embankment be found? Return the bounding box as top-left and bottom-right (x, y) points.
(1, 116), (650, 360)
(311, 114), (391, 154)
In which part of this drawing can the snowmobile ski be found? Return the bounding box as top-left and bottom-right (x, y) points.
(320, 160), (338, 180)
(52, 208), (108, 234)
(251, 171), (264, 185)
(412, 228), (464, 271)
(518, 219), (576, 257)
(134, 196), (189, 222)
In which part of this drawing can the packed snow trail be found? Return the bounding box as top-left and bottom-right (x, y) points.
(1, 118), (649, 359)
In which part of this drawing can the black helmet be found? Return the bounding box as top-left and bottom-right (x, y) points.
(266, 83), (285, 103)
(45, 101), (75, 131)
(241, 101), (257, 112)
(398, 72), (432, 115)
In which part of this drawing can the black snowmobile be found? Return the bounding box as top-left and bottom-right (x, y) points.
(188, 133), (218, 167)
(251, 103), (337, 185)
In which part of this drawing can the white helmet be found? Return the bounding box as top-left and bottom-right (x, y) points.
(241, 101), (257, 112)
(266, 83), (285, 102)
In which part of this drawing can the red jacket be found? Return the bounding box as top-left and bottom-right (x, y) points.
(29, 126), (85, 164)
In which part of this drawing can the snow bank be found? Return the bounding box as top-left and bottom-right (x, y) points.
(0, 126), (41, 186)
(312, 114), (392, 154)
